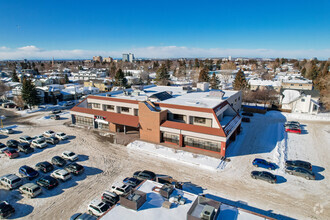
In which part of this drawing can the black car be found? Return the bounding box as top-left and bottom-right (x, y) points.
(51, 156), (67, 167)
(251, 171), (277, 184)
(0, 201), (15, 219)
(6, 140), (20, 148)
(45, 137), (60, 145)
(133, 170), (156, 181)
(285, 160), (312, 171)
(242, 112), (254, 116)
(36, 176), (59, 190)
(102, 191), (120, 206)
(50, 114), (60, 120)
(65, 163), (84, 175)
(242, 117), (250, 122)
(36, 161), (54, 173)
(18, 143), (34, 154)
(0, 143), (6, 151)
(285, 167), (315, 180)
(52, 109), (62, 114)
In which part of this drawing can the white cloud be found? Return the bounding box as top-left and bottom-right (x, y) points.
(0, 45), (329, 60)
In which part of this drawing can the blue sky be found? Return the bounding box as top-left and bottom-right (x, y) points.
(0, 0), (329, 59)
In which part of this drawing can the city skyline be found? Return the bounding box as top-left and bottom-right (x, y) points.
(0, 0), (329, 60)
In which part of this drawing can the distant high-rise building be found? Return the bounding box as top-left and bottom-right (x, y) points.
(228, 56), (232, 61)
(103, 57), (113, 63)
(122, 53), (135, 62)
(93, 56), (103, 63)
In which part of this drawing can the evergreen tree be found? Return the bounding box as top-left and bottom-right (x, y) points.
(233, 69), (248, 90)
(210, 73), (220, 89)
(21, 78), (39, 109)
(114, 69), (127, 86)
(155, 64), (170, 85)
(198, 67), (210, 82)
(64, 74), (69, 84)
(12, 70), (19, 82)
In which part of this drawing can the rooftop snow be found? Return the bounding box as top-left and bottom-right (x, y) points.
(282, 90), (301, 104)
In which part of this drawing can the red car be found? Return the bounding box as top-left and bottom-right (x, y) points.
(4, 149), (19, 159)
(285, 127), (301, 134)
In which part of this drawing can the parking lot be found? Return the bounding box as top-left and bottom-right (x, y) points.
(0, 109), (329, 219)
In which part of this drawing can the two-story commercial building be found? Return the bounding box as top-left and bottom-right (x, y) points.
(70, 85), (242, 157)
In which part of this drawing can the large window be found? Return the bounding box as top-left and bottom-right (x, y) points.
(194, 117), (206, 124)
(99, 123), (109, 130)
(106, 105), (115, 111)
(93, 103), (100, 109)
(184, 136), (220, 152)
(173, 114), (185, 122)
(75, 116), (93, 126)
(121, 107), (130, 113)
(163, 132), (179, 144)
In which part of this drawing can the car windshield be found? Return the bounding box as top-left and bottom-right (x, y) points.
(100, 204), (109, 212)
(37, 140), (44, 144)
(26, 137), (32, 140)
(0, 202), (7, 209)
(12, 178), (21, 184)
(32, 186), (41, 192)
(25, 167), (35, 173)
(59, 133), (66, 136)
(68, 152), (75, 156)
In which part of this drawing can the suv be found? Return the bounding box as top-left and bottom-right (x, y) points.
(43, 130), (56, 138)
(62, 151), (78, 161)
(251, 171), (277, 184)
(102, 191), (119, 206)
(0, 201), (15, 218)
(285, 160), (312, 170)
(56, 132), (68, 140)
(123, 177), (141, 188)
(18, 143), (34, 154)
(51, 156), (67, 167)
(65, 163), (84, 175)
(36, 176), (59, 190)
(19, 135), (33, 144)
(45, 137), (60, 145)
(87, 199), (110, 217)
(19, 183), (42, 198)
(51, 169), (72, 181)
(0, 174), (22, 189)
(36, 161), (54, 173)
(19, 166), (39, 180)
(31, 138), (48, 149)
(6, 140), (19, 148)
(4, 149), (19, 159)
(133, 170), (156, 181)
(110, 183), (132, 196)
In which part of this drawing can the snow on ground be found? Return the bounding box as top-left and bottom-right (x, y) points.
(127, 140), (227, 171)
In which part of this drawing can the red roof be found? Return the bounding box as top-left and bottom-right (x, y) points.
(71, 106), (139, 127)
(160, 120), (226, 137)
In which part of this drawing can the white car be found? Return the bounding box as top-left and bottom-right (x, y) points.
(0, 128), (14, 134)
(56, 132), (68, 140)
(43, 130), (56, 138)
(62, 151), (78, 161)
(31, 138), (48, 149)
(19, 135), (33, 144)
(87, 199), (110, 217)
(33, 134), (45, 142)
(110, 183), (132, 196)
(51, 169), (71, 181)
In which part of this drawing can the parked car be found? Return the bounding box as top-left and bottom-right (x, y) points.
(133, 170), (156, 181)
(285, 160), (312, 170)
(36, 161), (54, 173)
(285, 167), (315, 180)
(51, 156), (67, 167)
(52, 109), (62, 114)
(0, 174), (22, 189)
(101, 191), (119, 206)
(56, 132), (68, 140)
(19, 165), (39, 180)
(285, 127), (301, 134)
(252, 158), (276, 170)
(242, 112), (254, 116)
(62, 151), (78, 161)
(284, 121), (300, 127)
(51, 169), (72, 181)
(64, 101), (75, 107)
(122, 177), (141, 188)
(43, 130), (56, 138)
(33, 134), (46, 142)
(110, 183), (132, 196)
(6, 140), (20, 148)
(87, 199), (110, 217)
(3, 103), (16, 108)
(251, 171), (277, 184)
(0, 143), (7, 153)
(45, 137), (60, 145)
(65, 163), (84, 175)
(19, 135), (33, 144)
(242, 117), (250, 122)
(4, 149), (19, 159)
(0, 201), (15, 218)
(19, 183), (42, 198)
(36, 176), (59, 190)
(0, 128), (14, 134)
(70, 213), (96, 220)
(17, 143), (34, 154)
(50, 114), (60, 120)
(31, 138), (48, 149)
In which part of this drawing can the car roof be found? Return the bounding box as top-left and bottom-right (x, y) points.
(103, 191), (117, 197)
(22, 183), (39, 189)
(54, 169), (68, 174)
(1, 174), (20, 180)
(90, 199), (105, 207)
(63, 150), (73, 154)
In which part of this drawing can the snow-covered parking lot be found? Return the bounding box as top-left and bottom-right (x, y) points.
(0, 109), (329, 219)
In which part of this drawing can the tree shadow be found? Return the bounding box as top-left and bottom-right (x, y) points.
(78, 154), (89, 162)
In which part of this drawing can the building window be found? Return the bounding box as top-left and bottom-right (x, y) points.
(134, 109), (139, 116)
(107, 105), (115, 111)
(299, 84), (302, 86)
(163, 132), (179, 144)
(184, 136), (220, 152)
(238, 97), (240, 101)
(291, 84), (294, 86)
(121, 107), (130, 113)
(173, 114), (185, 122)
(93, 103), (100, 108)
(75, 116), (93, 126)
(301, 98), (305, 102)
(194, 117), (206, 124)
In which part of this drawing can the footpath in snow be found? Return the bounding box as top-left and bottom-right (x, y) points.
(127, 140), (226, 172)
